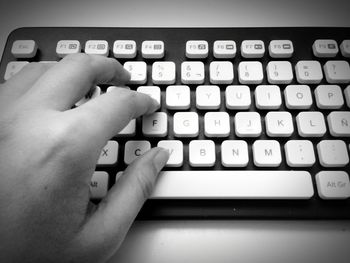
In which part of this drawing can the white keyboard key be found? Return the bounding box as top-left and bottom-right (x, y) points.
(255, 85), (282, 110)
(312, 39), (339, 57)
(56, 40), (81, 57)
(84, 40), (109, 56)
(75, 86), (101, 107)
(221, 140), (249, 167)
(296, 111), (326, 137)
(117, 119), (136, 137)
(142, 40), (164, 59)
(186, 40), (208, 59)
(137, 86), (161, 109)
(340, 40), (350, 58)
(196, 85), (221, 110)
(268, 40), (294, 58)
(4, 61), (28, 80)
(90, 171), (109, 199)
(213, 40), (236, 58)
(316, 171), (350, 200)
(204, 112), (230, 137)
(181, 61), (205, 84)
(124, 61), (147, 85)
(124, 140), (151, 165)
(97, 141), (119, 165)
(225, 85), (251, 110)
(189, 140), (216, 167)
(323, 60), (350, 84)
(265, 111), (294, 137)
(142, 112), (168, 137)
(284, 85), (313, 109)
(327, 111), (350, 137)
(238, 61), (263, 84)
(345, 85), (350, 108)
(150, 171), (314, 199)
(165, 85), (191, 110)
(295, 60), (323, 84)
(152, 61), (176, 85)
(241, 40), (265, 58)
(173, 112), (199, 137)
(209, 61), (234, 84)
(266, 61), (293, 84)
(106, 85), (130, 93)
(113, 40), (137, 59)
(11, 40), (37, 58)
(315, 85), (344, 109)
(253, 140), (282, 167)
(317, 140), (349, 167)
(284, 140), (316, 167)
(235, 112), (262, 137)
(157, 140), (183, 167)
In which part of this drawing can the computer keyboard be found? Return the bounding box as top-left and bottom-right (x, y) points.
(1, 27), (350, 219)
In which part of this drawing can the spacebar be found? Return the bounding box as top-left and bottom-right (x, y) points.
(150, 171), (314, 199)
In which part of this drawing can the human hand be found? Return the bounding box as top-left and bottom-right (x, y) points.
(0, 54), (169, 263)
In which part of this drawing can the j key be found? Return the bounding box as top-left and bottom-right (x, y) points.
(235, 112), (262, 137)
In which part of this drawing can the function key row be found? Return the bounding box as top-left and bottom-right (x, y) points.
(10, 39), (350, 59)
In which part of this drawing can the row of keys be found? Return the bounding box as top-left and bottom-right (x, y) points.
(97, 139), (350, 168)
(90, 170), (350, 200)
(10, 39), (350, 59)
(112, 111), (350, 138)
(112, 85), (350, 111)
(4, 59), (350, 85)
(123, 60), (350, 85)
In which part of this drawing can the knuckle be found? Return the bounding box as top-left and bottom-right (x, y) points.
(134, 165), (157, 199)
(63, 53), (92, 65)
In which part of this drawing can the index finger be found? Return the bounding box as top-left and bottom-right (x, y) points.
(71, 87), (159, 144)
(24, 53), (130, 111)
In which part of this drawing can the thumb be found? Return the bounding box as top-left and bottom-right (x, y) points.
(75, 147), (169, 262)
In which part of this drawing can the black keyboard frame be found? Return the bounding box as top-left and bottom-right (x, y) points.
(1, 27), (350, 219)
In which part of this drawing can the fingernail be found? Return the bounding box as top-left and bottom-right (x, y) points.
(153, 148), (170, 172)
(147, 98), (160, 114)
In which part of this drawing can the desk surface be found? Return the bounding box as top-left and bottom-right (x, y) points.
(1, 0), (350, 262)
